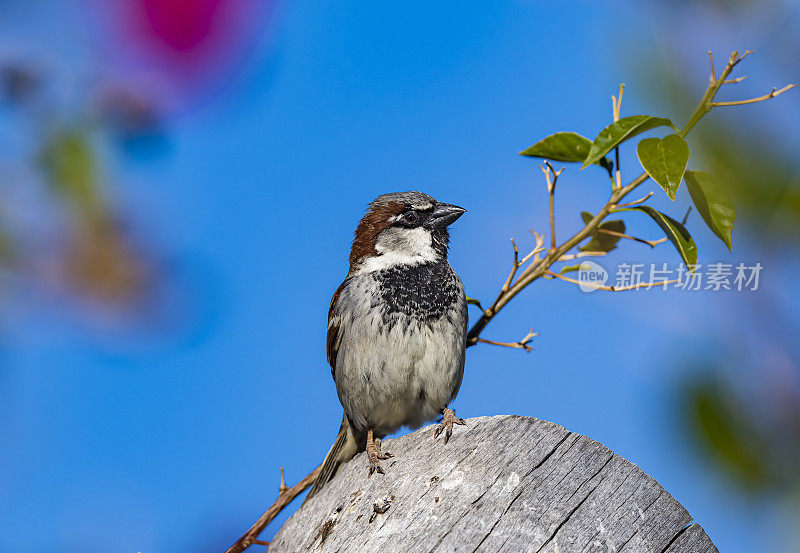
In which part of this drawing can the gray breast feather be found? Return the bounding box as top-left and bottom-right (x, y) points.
(330, 264), (467, 437)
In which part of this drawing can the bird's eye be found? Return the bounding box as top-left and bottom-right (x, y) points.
(403, 211), (421, 224)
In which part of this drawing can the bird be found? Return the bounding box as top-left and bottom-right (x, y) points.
(305, 191), (468, 501)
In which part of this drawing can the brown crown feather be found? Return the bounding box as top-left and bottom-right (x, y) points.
(348, 201), (406, 271)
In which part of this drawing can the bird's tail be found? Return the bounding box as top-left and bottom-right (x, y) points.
(304, 413), (361, 503)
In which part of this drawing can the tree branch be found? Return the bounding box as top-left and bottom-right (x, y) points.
(467, 50), (785, 348)
(465, 168), (651, 347)
(224, 465), (322, 553)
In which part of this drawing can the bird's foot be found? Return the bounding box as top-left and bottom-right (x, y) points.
(433, 408), (466, 445)
(366, 430), (392, 476)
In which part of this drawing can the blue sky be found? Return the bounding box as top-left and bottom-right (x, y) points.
(1, 1), (796, 552)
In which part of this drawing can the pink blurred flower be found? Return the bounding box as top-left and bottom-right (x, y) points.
(93, 0), (276, 109)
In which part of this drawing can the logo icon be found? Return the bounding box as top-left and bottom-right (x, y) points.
(577, 260), (608, 292)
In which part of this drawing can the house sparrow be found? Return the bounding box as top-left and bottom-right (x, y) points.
(305, 191), (467, 501)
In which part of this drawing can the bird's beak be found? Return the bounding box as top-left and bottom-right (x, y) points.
(426, 203), (466, 229)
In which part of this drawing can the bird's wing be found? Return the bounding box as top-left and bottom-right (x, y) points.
(327, 278), (348, 379)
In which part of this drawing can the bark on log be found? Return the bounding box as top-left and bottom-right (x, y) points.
(269, 415), (718, 553)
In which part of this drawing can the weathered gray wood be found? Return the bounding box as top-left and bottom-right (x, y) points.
(663, 523), (719, 553)
(269, 415), (717, 553)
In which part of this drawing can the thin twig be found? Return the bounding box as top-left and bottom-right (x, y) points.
(548, 184), (556, 252)
(557, 251), (608, 262)
(279, 467), (288, 495)
(546, 270), (679, 292)
(514, 232), (546, 277)
(476, 329), (538, 352)
(596, 228), (667, 248)
(710, 84), (797, 106)
(540, 162), (563, 252)
(612, 191), (653, 209)
(486, 233), (544, 319)
(612, 84), (625, 121)
(681, 49), (751, 136)
(519, 245), (542, 266)
(501, 238), (521, 292)
(612, 83), (625, 189)
(225, 465), (322, 553)
(681, 206), (693, 226)
(528, 230), (546, 265)
(723, 75), (748, 84)
(730, 49), (753, 68)
(708, 51), (716, 84)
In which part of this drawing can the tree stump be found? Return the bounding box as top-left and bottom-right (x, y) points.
(269, 415), (718, 553)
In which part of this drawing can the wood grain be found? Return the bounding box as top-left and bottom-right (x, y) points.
(268, 415), (717, 553)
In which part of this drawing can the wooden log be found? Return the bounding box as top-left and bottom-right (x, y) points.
(269, 415), (718, 553)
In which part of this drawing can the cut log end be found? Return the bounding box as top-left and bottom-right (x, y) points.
(269, 415), (718, 553)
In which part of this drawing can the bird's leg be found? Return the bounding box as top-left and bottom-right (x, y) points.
(433, 408), (466, 445)
(366, 429), (392, 476)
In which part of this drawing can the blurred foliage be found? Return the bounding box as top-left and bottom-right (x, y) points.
(642, 0), (800, 526)
(684, 372), (791, 493)
(40, 130), (102, 214)
(0, 58), (164, 311)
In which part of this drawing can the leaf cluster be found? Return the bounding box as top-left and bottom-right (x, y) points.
(521, 113), (735, 268)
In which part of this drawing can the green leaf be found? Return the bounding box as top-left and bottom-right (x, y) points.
(636, 134), (689, 200)
(579, 211), (625, 252)
(622, 205), (698, 269)
(582, 115), (677, 169)
(466, 296), (484, 311)
(520, 132), (612, 175)
(684, 170), (735, 251)
(559, 264), (582, 275)
(520, 132), (590, 162)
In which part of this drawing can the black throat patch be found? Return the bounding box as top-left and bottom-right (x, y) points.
(375, 262), (461, 322)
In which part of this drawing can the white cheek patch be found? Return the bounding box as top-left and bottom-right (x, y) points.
(357, 227), (438, 273)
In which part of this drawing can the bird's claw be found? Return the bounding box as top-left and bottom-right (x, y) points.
(366, 434), (391, 477)
(368, 461), (385, 476)
(433, 408), (466, 445)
